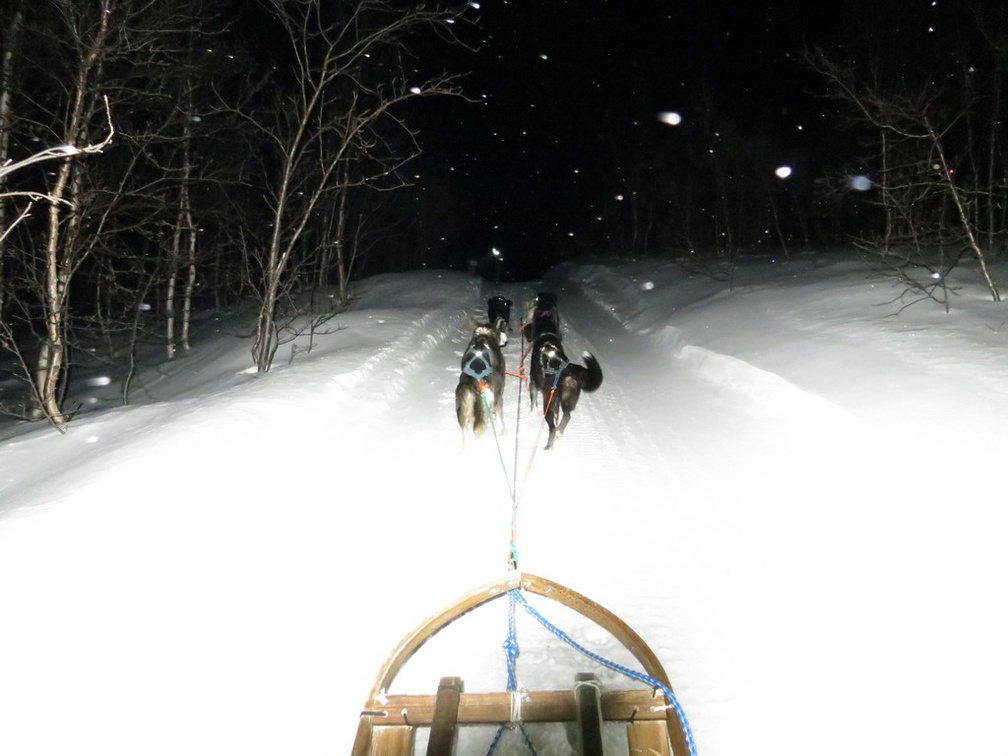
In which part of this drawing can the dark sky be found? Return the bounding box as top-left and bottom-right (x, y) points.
(411, 0), (862, 279)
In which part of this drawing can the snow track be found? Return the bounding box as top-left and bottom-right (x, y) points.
(4, 260), (1008, 756)
(327, 305), (471, 427)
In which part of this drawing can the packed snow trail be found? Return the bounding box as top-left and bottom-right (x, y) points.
(441, 270), (868, 756)
(4, 260), (1008, 756)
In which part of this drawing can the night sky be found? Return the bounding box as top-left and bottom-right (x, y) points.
(410, 0), (863, 279)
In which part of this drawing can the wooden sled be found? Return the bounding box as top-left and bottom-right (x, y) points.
(352, 572), (693, 756)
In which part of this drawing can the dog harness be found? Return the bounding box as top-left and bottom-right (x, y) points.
(462, 346), (494, 382)
(541, 347), (569, 386)
(535, 307), (560, 333)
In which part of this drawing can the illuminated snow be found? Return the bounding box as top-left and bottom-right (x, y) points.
(3, 257), (1007, 756)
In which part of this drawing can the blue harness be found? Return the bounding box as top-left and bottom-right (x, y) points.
(541, 347), (569, 387)
(462, 346), (494, 382)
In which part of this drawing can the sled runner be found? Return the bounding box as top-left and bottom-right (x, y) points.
(352, 572), (694, 756)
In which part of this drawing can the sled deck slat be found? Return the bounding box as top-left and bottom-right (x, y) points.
(574, 673), (604, 756)
(425, 677), (463, 756)
(628, 720), (673, 756)
(363, 687), (667, 726)
(368, 725), (414, 756)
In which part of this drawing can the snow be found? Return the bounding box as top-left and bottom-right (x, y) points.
(2, 254), (1007, 756)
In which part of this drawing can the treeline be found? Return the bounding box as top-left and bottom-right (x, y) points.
(807, 0), (1007, 307)
(0, 0), (469, 424)
(4, 0), (1006, 426)
(596, 0), (1007, 301)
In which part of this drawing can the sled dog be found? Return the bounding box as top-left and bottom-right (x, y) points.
(487, 295), (513, 347)
(528, 332), (603, 450)
(523, 291), (561, 343)
(455, 321), (507, 439)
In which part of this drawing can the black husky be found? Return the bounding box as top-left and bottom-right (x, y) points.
(487, 296), (513, 346)
(523, 291), (560, 343)
(529, 333), (603, 450)
(455, 321), (507, 439)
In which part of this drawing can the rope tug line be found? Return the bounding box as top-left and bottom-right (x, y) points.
(477, 305), (697, 756)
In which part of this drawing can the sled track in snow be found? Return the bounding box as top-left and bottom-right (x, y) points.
(503, 283), (680, 559)
(328, 305), (470, 411)
(538, 277), (691, 476)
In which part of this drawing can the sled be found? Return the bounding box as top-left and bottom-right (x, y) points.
(352, 572), (693, 756)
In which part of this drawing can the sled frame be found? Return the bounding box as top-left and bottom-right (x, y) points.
(351, 572), (690, 756)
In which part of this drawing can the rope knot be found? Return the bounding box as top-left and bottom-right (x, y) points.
(502, 635), (520, 662)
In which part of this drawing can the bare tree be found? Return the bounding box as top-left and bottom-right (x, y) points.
(806, 11), (1003, 305)
(236, 0), (468, 372)
(1, 0), (233, 423)
(0, 114), (114, 420)
(165, 79), (199, 361)
(24, 1), (120, 422)
(1, 0), (471, 421)
(157, 11), (257, 363)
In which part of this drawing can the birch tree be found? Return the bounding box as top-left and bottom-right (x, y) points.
(3, 0), (222, 422)
(241, 0), (468, 372)
(25, 1), (116, 421)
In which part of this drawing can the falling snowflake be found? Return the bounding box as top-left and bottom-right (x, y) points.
(849, 175), (872, 191)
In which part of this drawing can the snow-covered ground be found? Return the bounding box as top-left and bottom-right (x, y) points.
(2, 254), (1006, 756)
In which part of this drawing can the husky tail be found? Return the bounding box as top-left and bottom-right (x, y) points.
(581, 352), (603, 393)
(456, 382), (489, 435)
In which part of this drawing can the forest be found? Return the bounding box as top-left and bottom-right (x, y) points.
(1, 0), (1006, 426)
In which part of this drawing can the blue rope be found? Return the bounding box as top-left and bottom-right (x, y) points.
(511, 589), (699, 756)
(486, 724), (507, 755)
(487, 591), (538, 756)
(480, 386), (514, 502)
(504, 590), (519, 691)
(486, 720), (537, 756)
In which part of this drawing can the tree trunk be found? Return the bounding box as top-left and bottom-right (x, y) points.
(181, 203), (197, 351)
(251, 272), (280, 371)
(166, 221), (179, 360)
(986, 67), (1002, 257)
(36, 158), (74, 422)
(929, 121), (1001, 301)
(32, 0), (111, 423)
(0, 7), (23, 323)
(334, 185), (352, 307)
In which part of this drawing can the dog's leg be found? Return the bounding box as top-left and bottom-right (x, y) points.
(554, 379), (582, 440)
(543, 397), (560, 450)
(484, 384), (504, 434)
(545, 423), (557, 450)
(455, 384), (467, 431)
(494, 388), (506, 433)
(456, 382), (478, 442)
(473, 398), (487, 436)
(557, 410), (573, 438)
